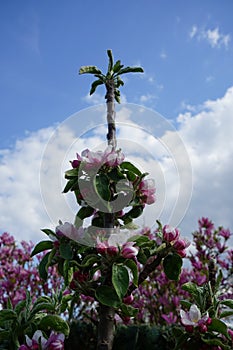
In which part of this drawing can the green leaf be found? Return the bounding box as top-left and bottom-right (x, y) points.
(181, 282), (199, 294)
(63, 260), (73, 286)
(76, 206), (95, 220)
(125, 259), (138, 286)
(81, 254), (100, 267)
(31, 240), (54, 257)
(95, 286), (121, 308)
(122, 222), (139, 230)
(94, 173), (111, 202)
(137, 250), (148, 264)
(14, 300), (26, 315)
(39, 315), (69, 336)
(202, 337), (231, 349)
(90, 79), (104, 95)
(121, 304), (138, 317)
(112, 264), (129, 299)
(31, 302), (55, 316)
(39, 252), (50, 280)
(114, 89), (121, 103)
(220, 310), (233, 318)
(115, 76), (124, 88)
(0, 310), (17, 322)
(64, 168), (79, 179)
(220, 299), (233, 309)
(113, 60), (124, 73)
(180, 300), (192, 309)
(79, 65), (102, 75)
(120, 161), (142, 176)
(122, 207), (144, 226)
(208, 318), (231, 338)
(40, 228), (56, 237)
(59, 242), (73, 260)
(63, 178), (77, 193)
(107, 49), (114, 73)
(0, 330), (10, 341)
(163, 253), (183, 280)
(116, 66), (144, 76)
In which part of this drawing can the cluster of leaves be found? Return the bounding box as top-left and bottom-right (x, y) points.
(0, 291), (69, 350)
(79, 49), (143, 103)
(31, 220), (185, 324)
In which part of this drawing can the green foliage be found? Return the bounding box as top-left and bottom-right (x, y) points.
(0, 292), (69, 350)
(79, 49), (143, 103)
(163, 253), (183, 281)
(95, 286), (121, 308)
(112, 264), (129, 299)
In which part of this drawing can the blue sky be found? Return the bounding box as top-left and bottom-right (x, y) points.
(1, 1), (233, 243)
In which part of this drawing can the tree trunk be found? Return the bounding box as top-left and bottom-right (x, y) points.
(96, 79), (116, 350)
(105, 80), (116, 149)
(97, 305), (115, 350)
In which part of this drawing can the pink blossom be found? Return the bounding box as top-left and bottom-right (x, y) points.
(198, 217), (214, 230)
(161, 311), (177, 324)
(163, 225), (180, 243)
(71, 153), (82, 168)
(121, 242), (139, 259)
(45, 332), (65, 350)
(139, 179), (156, 205)
(19, 330), (47, 350)
(219, 228), (231, 239)
(180, 304), (210, 331)
(123, 294), (134, 305)
(55, 222), (84, 242)
(96, 239), (118, 256)
(104, 147), (125, 166)
(228, 328), (233, 341)
(173, 238), (189, 251)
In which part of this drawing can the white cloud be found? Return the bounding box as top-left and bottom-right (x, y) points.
(177, 86), (233, 233)
(139, 93), (157, 103)
(160, 51), (167, 60)
(1, 88), (233, 244)
(189, 25), (198, 39)
(189, 25), (231, 49)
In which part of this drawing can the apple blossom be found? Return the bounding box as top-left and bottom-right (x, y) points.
(55, 222), (84, 241)
(121, 241), (139, 259)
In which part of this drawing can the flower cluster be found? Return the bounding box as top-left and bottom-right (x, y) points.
(180, 304), (212, 333)
(162, 224), (190, 257)
(71, 146), (125, 169)
(0, 232), (61, 308)
(18, 331), (64, 350)
(131, 218), (233, 328)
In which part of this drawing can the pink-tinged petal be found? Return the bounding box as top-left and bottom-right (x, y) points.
(163, 225), (180, 243)
(180, 310), (195, 326)
(121, 242), (139, 259)
(189, 304), (201, 323)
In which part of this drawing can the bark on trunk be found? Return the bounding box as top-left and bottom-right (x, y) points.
(97, 305), (115, 350)
(105, 80), (116, 149)
(96, 79), (116, 350)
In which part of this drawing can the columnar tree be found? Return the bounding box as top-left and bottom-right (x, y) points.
(30, 50), (188, 350)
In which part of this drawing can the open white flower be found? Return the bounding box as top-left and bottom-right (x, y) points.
(180, 304), (204, 326)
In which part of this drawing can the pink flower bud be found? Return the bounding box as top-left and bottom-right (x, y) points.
(185, 325), (194, 333)
(107, 246), (118, 256)
(121, 242), (139, 259)
(163, 225), (180, 243)
(123, 294), (134, 305)
(173, 238), (190, 251)
(199, 323), (208, 333)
